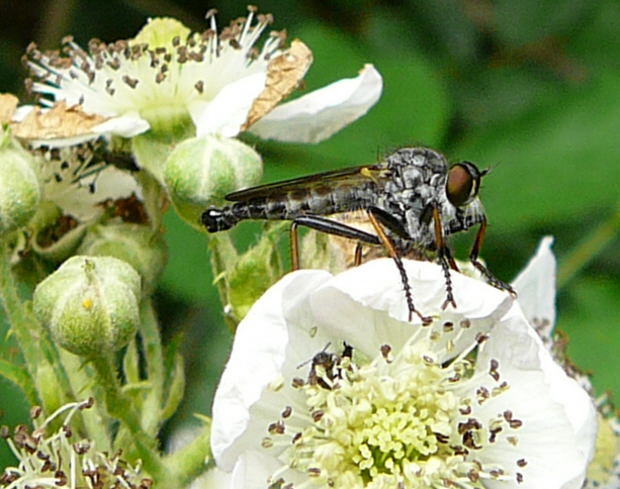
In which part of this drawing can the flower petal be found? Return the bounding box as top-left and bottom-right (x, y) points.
(248, 64), (382, 143)
(92, 114), (150, 138)
(511, 236), (556, 332)
(310, 258), (512, 359)
(211, 270), (332, 470)
(476, 305), (597, 488)
(192, 72), (267, 138)
(230, 450), (294, 489)
(46, 166), (140, 221)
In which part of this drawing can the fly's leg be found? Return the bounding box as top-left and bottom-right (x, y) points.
(432, 207), (457, 310)
(367, 209), (432, 325)
(353, 243), (363, 266)
(289, 215), (381, 270)
(290, 221), (301, 270)
(470, 218), (516, 295)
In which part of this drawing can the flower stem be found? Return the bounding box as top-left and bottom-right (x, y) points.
(90, 353), (167, 481)
(163, 419), (212, 487)
(0, 238), (71, 409)
(140, 298), (164, 436)
(558, 202), (620, 288)
(208, 232), (240, 332)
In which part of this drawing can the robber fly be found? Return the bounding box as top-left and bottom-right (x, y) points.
(202, 147), (513, 323)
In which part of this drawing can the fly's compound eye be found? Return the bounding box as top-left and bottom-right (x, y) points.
(446, 161), (483, 207)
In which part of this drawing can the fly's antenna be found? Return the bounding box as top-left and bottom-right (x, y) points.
(481, 161), (503, 177)
(296, 342), (331, 369)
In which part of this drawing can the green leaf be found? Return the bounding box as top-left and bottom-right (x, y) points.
(0, 358), (36, 403)
(568, 0), (620, 71)
(160, 211), (215, 304)
(493, 0), (589, 47)
(160, 353), (185, 422)
(455, 71), (620, 236)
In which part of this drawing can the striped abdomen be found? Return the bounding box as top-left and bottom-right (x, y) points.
(202, 184), (376, 233)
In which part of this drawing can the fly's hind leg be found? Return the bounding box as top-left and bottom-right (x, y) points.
(432, 207), (457, 310)
(289, 215), (381, 270)
(469, 217), (516, 295)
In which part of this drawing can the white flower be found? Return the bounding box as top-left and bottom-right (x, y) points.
(23, 8), (382, 145)
(512, 238), (620, 489)
(511, 236), (557, 342)
(37, 142), (140, 221)
(211, 258), (596, 489)
(0, 399), (151, 488)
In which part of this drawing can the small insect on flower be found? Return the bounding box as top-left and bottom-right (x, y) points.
(202, 147), (515, 323)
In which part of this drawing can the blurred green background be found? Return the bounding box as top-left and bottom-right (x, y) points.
(1, 0), (619, 469)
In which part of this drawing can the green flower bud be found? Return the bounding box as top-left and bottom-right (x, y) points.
(33, 256), (141, 357)
(77, 223), (167, 294)
(0, 129), (41, 233)
(30, 201), (87, 262)
(164, 134), (262, 230)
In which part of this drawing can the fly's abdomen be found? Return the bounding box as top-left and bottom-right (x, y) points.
(202, 185), (369, 233)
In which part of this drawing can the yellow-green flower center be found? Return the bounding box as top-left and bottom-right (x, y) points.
(264, 329), (527, 489)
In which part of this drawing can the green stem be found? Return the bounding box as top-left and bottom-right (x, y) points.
(140, 298), (164, 436)
(91, 353), (167, 481)
(0, 239), (43, 392)
(59, 350), (111, 451)
(163, 419), (212, 487)
(208, 233), (240, 332)
(136, 169), (166, 232)
(0, 238), (73, 410)
(558, 203), (620, 288)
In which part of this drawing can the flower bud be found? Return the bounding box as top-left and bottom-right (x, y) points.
(164, 134), (262, 229)
(0, 129), (41, 233)
(77, 223), (167, 294)
(33, 256), (141, 357)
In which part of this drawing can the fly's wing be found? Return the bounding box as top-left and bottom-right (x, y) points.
(225, 163), (389, 202)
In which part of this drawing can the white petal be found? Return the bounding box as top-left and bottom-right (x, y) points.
(310, 258), (512, 359)
(248, 64), (382, 143)
(192, 72), (267, 138)
(230, 450), (293, 489)
(189, 467), (232, 489)
(211, 270), (332, 470)
(92, 114), (150, 138)
(477, 305), (597, 488)
(511, 236), (556, 332)
(47, 166), (140, 220)
(11, 104), (35, 122)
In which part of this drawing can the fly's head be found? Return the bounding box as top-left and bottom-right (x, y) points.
(442, 161), (488, 234)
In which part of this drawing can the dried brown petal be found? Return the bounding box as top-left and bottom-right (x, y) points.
(0, 93), (18, 124)
(242, 39), (312, 130)
(12, 101), (107, 140)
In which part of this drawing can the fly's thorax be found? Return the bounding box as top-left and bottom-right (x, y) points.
(386, 147), (448, 178)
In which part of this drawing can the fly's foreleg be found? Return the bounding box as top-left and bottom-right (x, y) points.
(432, 207), (457, 310)
(469, 218), (516, 295)
(367, 209), (432, 325)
